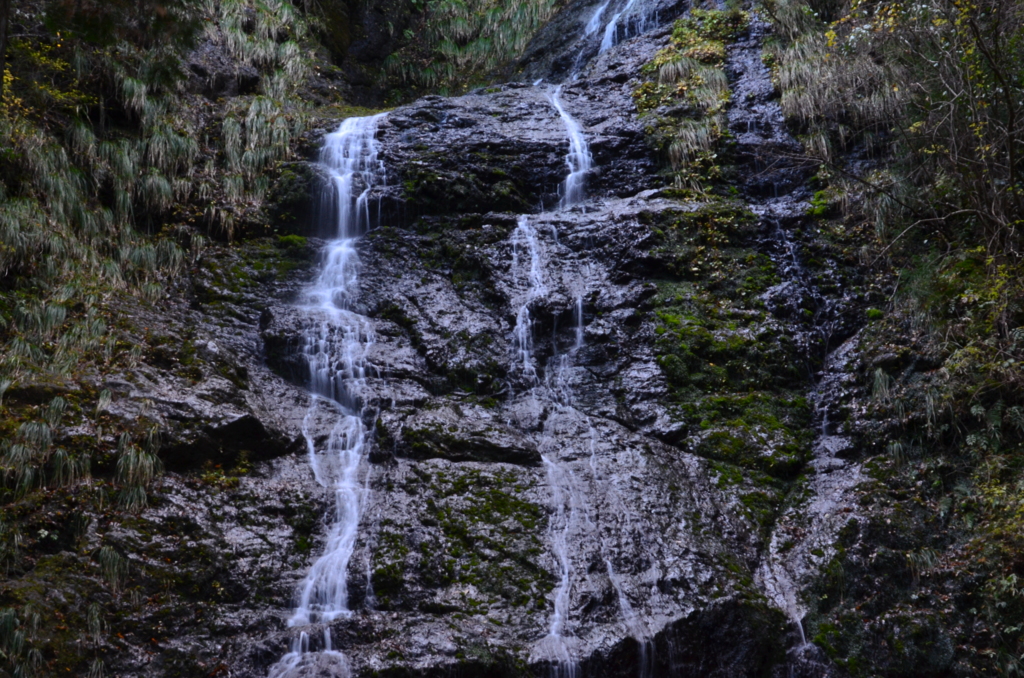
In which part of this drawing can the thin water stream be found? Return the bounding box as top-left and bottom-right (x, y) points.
(522, 6), (674, 670)
(550, 88), (593, 210)
(519, 70), (657, 673)
(268, 114), (386, 678)
(599, 0), (641, 52)
(509, 214), (581, 675)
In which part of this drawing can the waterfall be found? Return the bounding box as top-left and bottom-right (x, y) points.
(599, 0), (637, 52)
(538, 454), (582, 678)
(268, 113), (386, 678)
(551, 86), (592, 209)
(511, 216), (548, 384)
(524, 3), (668, 652)
(509, 215), (580, 676)
(599, 0), (654, 53)
(565, 0), (614, 75)
(549, 0), (659, 210)
(585, 0), (612, 35)
(541, 298), (584, 672)
(510, 221), (651, 671)
(548, 0), (612, 211)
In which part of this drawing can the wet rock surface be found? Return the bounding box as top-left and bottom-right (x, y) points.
(0, 236), (344, 676)
(517, 0), (688, 84)
(372, 81), (658, 219)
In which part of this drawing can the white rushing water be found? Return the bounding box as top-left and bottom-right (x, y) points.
(550, 86), (593, 209)
(538, 453), (582, 678)
(599, 0), (652, 53)
(586, 0), (613, 35)
(511, 216), (549, 384)
(599, 0), (636, 52)
(268, 113), (386, 678)
(509, 215), (582, 676)
(567, 0), (614, 75)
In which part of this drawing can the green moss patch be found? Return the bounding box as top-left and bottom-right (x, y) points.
(375, 465), (550, 614)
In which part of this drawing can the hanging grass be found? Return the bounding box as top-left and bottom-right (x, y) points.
(0, 607), (43, 678)
(0, 0), (315, 558)
(120, 76), (149, 119)
(633, 9), (745, 192)
(383, 0), (564, 95)
(772, 32), (905, 156)
(113, 430), (163, 511)
(95, 545), (129, 591)
(52, 448), (91, 487)
(146, 123), (199, 176)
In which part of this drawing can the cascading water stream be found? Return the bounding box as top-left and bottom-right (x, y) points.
(545, 0), (617, 210)
(520, 5), (690, 669)
(550, 87), (592, 209)
(510, 220), (650, 673)
(719, 16), (860, 675)
(268, 113), (386, 678)
(564, 0), (614, 75)
(600, 0), (659, 53)
(509, 215), (581, 676)
(586, 0), (613, 35)
(548, 0), (657, 209)
(599, 0), (640, 52)
(538, 453), (582, 678)
(511, 216), (548, 384)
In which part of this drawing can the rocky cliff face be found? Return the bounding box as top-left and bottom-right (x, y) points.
(234, 4), (879, 676)
(1, 1), (939, 677)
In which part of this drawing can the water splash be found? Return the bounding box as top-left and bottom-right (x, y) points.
(268, 113), (386, 678)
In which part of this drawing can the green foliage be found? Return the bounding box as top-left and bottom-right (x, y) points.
(0, 0), (340, 672)
(806, 189), (833, 217)
(0, 0), (318, 498)
(635, 10), (748, 192)
(6, 40), (99, 116)
(0, 606), (43, 678)
(0, 398), (66, 498)
(667, 7), (749, 59)
(766, 0), (1024, 252)
(44, 0), (202, 48)
(764, 5), (1024, 664)
(275, 234), (308, 249)
(382, 0), (564, 96)
(818, 229), (1024, 674)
